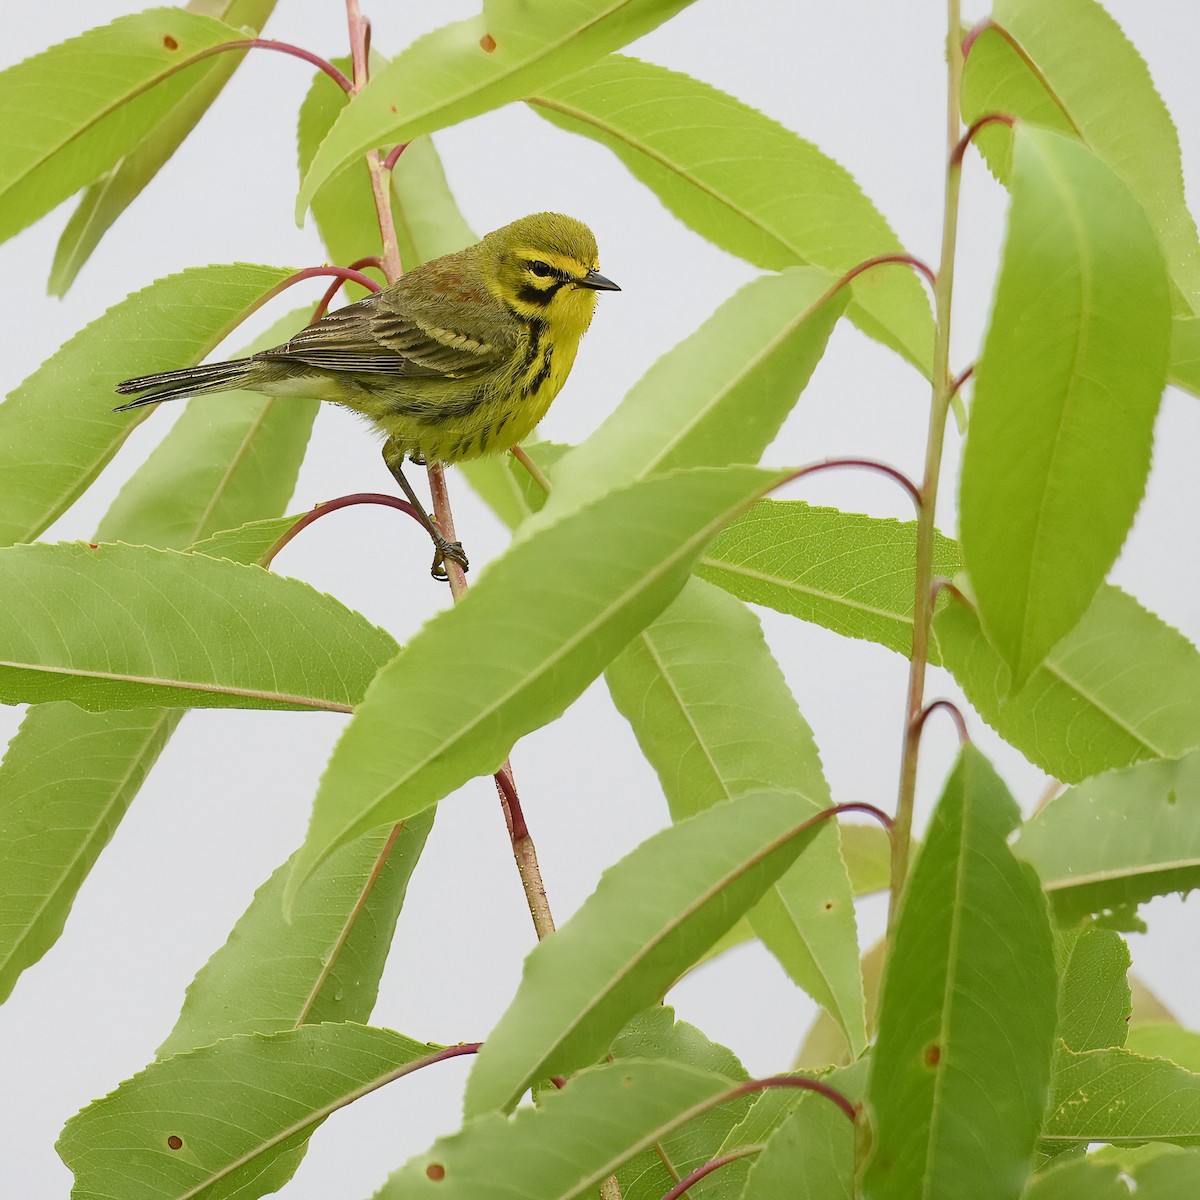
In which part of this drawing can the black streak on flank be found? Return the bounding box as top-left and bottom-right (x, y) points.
(525, 345), (554, 398)
(516, 280), (565, 307)
(520, 320), (542, 377)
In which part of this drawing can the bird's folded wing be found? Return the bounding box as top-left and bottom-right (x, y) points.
(257, 294), (514, 379)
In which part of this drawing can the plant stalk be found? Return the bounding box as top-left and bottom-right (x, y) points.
(345, 3), (556, 942)
(889, 0), (965, 933)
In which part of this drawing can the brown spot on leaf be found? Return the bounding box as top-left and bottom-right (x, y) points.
(167, 1134), (183, 1150)
(924, 1044), (941, 1067)
(163, 35), (179, 51)
(480, 33), (497, 53)
(426, 1163), (446, 1181)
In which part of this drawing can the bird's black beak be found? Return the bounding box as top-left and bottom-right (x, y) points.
(579, 269), (620, 292)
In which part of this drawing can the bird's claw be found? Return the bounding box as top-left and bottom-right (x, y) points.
(431, 537), (469, 581)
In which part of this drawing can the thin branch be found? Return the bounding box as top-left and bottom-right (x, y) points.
(342, 4), (557, 944)
(494, 765), (555, 939)
(890, 0), (967, 934)
(261, 493), (422, 568)
(930, 575), (972, 610)
(660, 1146), (764, 1200)
(834, 801), (895, 833)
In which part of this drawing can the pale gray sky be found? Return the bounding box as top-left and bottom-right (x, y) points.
(2, 3), (1199, 1195)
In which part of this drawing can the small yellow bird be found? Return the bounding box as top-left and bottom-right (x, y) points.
(115, 212), (619, 578)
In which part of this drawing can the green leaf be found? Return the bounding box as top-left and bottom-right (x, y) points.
(842, 824), (892, 897)
(962, 0), (1200, 313)
(58, 1023), (434, 1199)
(959, 124), (1171, 686)
(795, 940), (887, 1071)
(606, 577), (865, 1054)
(740, 1060), (867, 1200)
(1125, 1024), (1200, 1074)
(1014, 750), (1200, 925)
(937, 587), (1200, 783)
(381, 1060), (733, 1199)
(0, 541), (397, 711)
(296, 0), (697, 220)
(1114, 1146), (1200, 1196)
(1053, 926), (1131, 1052)
(1045, 1047), (1200, 1149)
(160, 817), (433, 1055)
(188, 513), (299, 564)
(532, 55), (933, 372)
(610, 1007), (751, 1200)
(285, 464), (784, 898)
(1021, 1158), (1130, 1200)
(531, 268), (847, 531)
(0, 310), (318, 1006)
(464, 788), (834, 1116)
(863, 746), (1057, 1200)
(48, 0), (277, 295)
(0, 262), (293, 548)
(1169, 314), (1200, 399)
(0, 9), (248, 247)
(390, 135), (478, 268)
(0, 707), (177, 1007)
(698, 500), (961, 659)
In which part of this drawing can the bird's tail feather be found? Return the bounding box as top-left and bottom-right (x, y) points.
(113, 358), (255, 411)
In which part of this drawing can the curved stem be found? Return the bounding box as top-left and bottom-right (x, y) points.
(660, 1146), (764, 1200)
(198, 38), (353, 94)
(890, 0), (966, 934)
(911, 699), (970, 746)
(382, 143), (410, 173)
(777, 457), (923, 512)
(835, 801), (895, 833)
(310, 256), (385, 322)
(262, 493), (422, 567)
(951, 113), (1016, 167)
(836, 252), (937, 296)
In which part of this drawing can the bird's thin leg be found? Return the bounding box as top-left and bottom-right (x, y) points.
(382, 444), (469, 580)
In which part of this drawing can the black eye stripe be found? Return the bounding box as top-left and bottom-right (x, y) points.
(523, 258), (572, 283)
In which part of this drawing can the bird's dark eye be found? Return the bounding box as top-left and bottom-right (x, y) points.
(530, 260), (553, 277)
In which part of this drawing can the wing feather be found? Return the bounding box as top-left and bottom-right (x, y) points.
(254, 263), (516, 380)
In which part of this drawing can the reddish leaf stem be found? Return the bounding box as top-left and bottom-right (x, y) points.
(777, 457), (923, 512)
(659, 1146), (764, 1200)
(262, 493), (422, 567)
(309, 255), (385, 322)
(951, 113), (1016, 167)
(911, 699), (970, 745)
(724, 1073), (858, 1122)
(510, 444), (552, 494)
(198, 38), (353, 94)
(949, 363), (975, 396)
(836, 252), (937, 295)
(834, 801), (895, 833)
(382, 143), (410, 172)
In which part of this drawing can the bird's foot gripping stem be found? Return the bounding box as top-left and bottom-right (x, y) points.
(430, 536), (469, 581)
